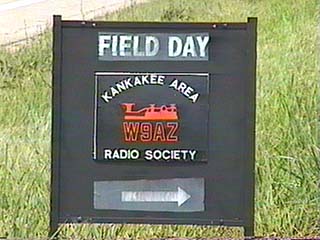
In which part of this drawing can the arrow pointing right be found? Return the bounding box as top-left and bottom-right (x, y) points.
(94, 178), (204, 212)
(121, 186), (191, 206)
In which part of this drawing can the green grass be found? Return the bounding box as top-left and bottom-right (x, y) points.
(0, 0), (319, 238)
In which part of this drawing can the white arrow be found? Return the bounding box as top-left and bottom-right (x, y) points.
(121, 187), (191, 207)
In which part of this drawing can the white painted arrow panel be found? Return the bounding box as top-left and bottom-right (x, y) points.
(94, 178), (204, 212)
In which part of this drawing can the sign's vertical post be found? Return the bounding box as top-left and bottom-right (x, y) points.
(50, 14), (62, 238)
(243, 17), (257, 238)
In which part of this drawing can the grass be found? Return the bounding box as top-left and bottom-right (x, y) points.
(0, 0), (319, 238)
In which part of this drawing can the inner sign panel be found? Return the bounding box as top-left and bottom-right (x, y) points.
(94, 72), (209, 162)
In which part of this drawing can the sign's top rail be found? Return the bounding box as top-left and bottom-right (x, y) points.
(55, 15), (255, 30)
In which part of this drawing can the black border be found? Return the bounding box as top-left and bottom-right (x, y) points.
(93, 72), (210, 162)
(61, 20), (248, 30)
(50, 15), (62, 237)
(243, 17), (257, 237)
(62, 217), (244, 226)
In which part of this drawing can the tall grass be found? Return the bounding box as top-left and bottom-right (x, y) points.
(0, 0), (319, 238)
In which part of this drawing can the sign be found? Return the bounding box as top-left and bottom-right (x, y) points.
(51, 16), (257, 237)
(94, 72), (209, 162)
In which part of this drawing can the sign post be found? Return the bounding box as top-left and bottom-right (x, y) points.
(51, 15), (257, 237)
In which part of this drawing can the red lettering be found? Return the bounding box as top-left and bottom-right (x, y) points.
(153, 122), (166, 142)
(122, 122), (179, 143)
(166, 122), (179, 142)
(140, 123), (152, 142)
(123, 122), (139, 142)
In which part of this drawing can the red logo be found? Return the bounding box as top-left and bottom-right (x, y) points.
(121, 103), (179, 143)
(122, 103), (178, 121)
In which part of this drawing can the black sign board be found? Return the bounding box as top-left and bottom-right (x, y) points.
(51, 16), (257, 237)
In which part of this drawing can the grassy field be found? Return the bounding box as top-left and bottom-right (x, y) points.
(0, 0), (319, 238)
